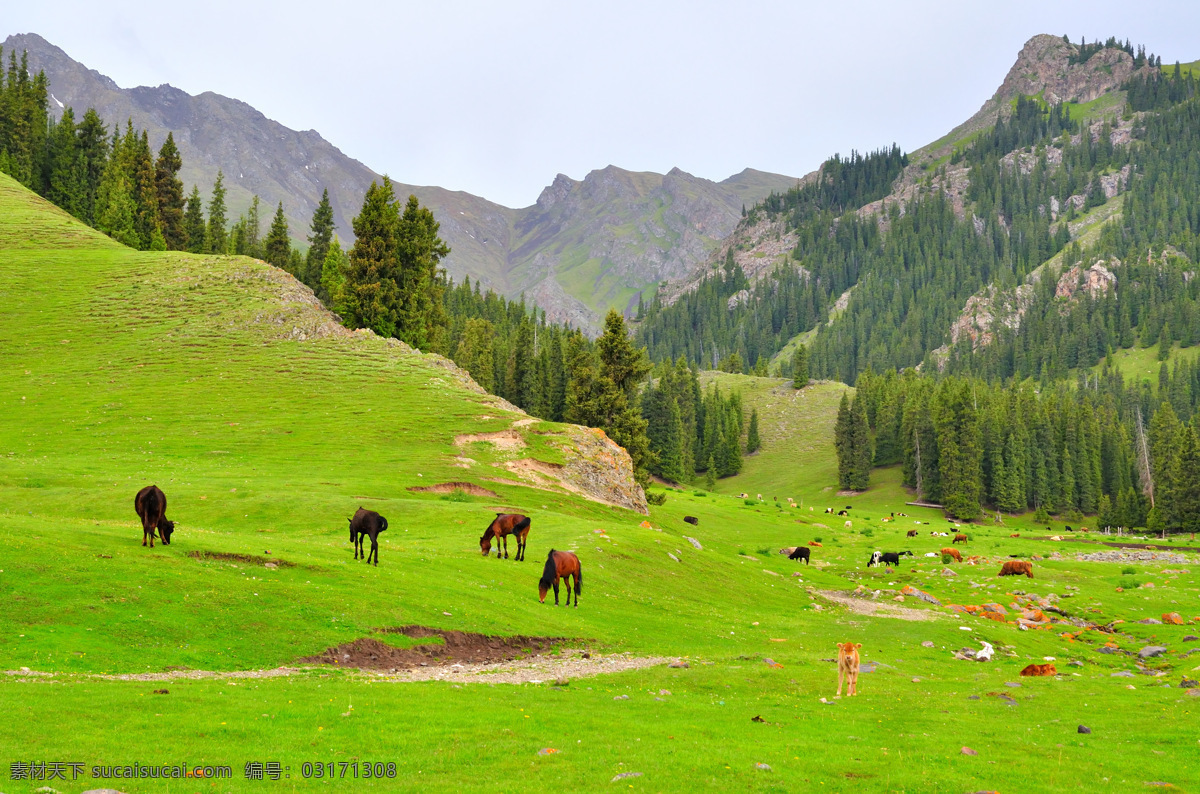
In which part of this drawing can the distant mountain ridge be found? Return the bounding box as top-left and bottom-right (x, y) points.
(4, 33), (796, 332)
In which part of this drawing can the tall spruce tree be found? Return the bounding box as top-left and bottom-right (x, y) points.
(343, 177), (402, 337)
(395, 194), (449, 350)
(206, 171), (228, 254)
(183, 185), (206, 253)
(792, 344), (809, 388)
(264, 201), (292, 271)
(746, 408), (761, 453)
(154, 132), (185, 249)
(847, 394), (872, 490)
(320, 237), (348, 313)
(305, 189), (335, 289)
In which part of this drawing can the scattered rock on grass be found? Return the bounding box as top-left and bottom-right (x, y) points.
(961, 746), (978, 756)
(1183, 635), (1199, 642)
(1078, 725), (1092, 734)
(1139, 646), (1169, 659)
(922, 641), (935, 648)
(1112, 671), (1135, 677)
(669, 661), (689, 669)
(611, 772), (642, 782)
(613, 695), (629, 700)
(755, 763), (772, 771)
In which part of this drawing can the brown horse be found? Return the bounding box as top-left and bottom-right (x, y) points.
(538, 549), (581, 606)
(480, 513), (531, 561)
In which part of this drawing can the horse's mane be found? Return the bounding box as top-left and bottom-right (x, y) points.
(539, 549), (558, 589)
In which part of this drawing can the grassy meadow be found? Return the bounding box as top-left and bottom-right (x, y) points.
(1, 173), (1199, 792)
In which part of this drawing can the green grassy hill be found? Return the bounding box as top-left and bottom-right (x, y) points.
(1, 175), (1197, 791)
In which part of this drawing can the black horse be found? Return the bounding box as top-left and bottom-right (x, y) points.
(349, 507), (387, 566)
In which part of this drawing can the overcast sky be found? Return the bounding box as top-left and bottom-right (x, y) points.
(5, 1), (1199, 208)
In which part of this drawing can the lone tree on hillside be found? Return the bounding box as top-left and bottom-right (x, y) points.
(792, 344), (809, 389)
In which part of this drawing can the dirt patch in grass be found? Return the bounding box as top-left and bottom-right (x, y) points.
(186, 550), (294, 567)
(407, 481), (501, 498)
(455, 429), (526, 450)
(817, 590), (939, 621)
(299, 626), (569, 670)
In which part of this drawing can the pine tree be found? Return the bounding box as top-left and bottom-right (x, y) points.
(848, 394), (872, 490)
(746, 407), (761, 453)
(792, 344), (809, 388)
(131, 130), (161, 250)
(343, 178), (401, 337)
(264, 201), (292, 271)
(183, 185), (206, 253)
(320, 237), (348, 313)
(44, 108), (84, 219)
(154, 132), (185, 249)
(394, 194), (450, 350)
(835, 392), (853, 489)
(242, 196), (263, 258)
(454, 318), (495, 392)
(305, 188), (335, 289)
(705, 454), (717, 490)
(206, 171), (228, 254)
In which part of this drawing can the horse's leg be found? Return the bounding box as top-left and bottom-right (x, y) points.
(371, 534), (379, 566)
(554, 577), (560, 605)
(503, 534), (509, 559)
(573, 572), (579, 608)
(518, 534), (525, 561)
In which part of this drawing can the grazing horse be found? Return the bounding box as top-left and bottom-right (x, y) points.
(349, 507), (387, 566)
(134, 485), (175, 547)
(538, 549), (581, 607)
(480, 513), (531, 561)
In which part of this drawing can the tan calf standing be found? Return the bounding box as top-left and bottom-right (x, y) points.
(836, 641), (862, 697)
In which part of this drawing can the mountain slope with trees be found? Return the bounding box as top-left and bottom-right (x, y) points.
(3, 32), (796, 332)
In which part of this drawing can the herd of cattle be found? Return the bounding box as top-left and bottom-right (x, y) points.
(780, 509), (1039, 579)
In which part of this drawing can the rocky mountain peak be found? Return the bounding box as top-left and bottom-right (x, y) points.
(994, 34), (1142, 107)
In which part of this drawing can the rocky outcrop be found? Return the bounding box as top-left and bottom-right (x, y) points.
(1055, 261), (1117, 302)
(947, 284), (1036, 349)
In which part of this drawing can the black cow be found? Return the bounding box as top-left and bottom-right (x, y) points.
(788, 546), (810, 564)
(868, 550), (912, 567)
(349, 507), (387, 566)
(683, 516), (699, 526)
(134, 485), (175, 547)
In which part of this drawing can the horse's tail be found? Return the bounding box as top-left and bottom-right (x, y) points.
(142, 487), (160, 525)
(514, 515), (531, 533)
(539, 549), (557, 589)
(380, 517), (389, 532)
(574, 562), (582, 595)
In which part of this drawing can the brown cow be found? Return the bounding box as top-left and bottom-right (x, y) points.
(1009, 533), (1020, 538)
(134, 485), (175, 547)
(1020, 663), (1057, 676)
(906, 529), (919, 538)
(999, 560), (1034, 578)
(836, 641), (862, 697)
(952, 533), (968, 544)
(941, 547), (962, 562)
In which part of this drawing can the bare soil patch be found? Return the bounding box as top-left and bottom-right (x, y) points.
(407, 482), (501, 498)
(299, 625), (568, 670)
(817, 590), (939, 621)
(1030, 537), (1200, 553)
(454, 429), (526, 450)
(187, 550), (294, 567)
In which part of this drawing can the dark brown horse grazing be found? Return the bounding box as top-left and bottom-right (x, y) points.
(480, 513), (531, 561)
(134, 485), (175, 547)
(538, 549), (581, 607)
(349, 507), (388, 566)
